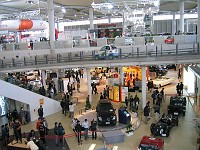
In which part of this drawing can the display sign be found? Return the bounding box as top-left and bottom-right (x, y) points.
(113, 86), (120, 102)
(39, 98), (44, 105)
(120, 87), (129, 102)
(0, 96), (6, 116)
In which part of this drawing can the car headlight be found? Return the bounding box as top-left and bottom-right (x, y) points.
(112, 116), (116, 120)
(98, 117), (102, 121)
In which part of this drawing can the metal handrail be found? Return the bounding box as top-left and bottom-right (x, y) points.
(0, 43), (199, 70)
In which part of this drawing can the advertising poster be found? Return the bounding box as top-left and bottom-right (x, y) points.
(109, 86), (113, 100)
(113, 86), (120, 102)
(0, 96), (6, 116)
(121, 87), (129, 102)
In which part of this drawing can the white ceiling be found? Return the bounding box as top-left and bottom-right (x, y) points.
(0, 0), (197, 21)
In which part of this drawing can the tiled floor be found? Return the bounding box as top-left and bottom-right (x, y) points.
(0, 69), (199, 150)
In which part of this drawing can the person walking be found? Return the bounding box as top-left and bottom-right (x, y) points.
(13, 119), (22, 143)
(153, 102), (160, 122)
(30, 39), (34, 50)
(75, 120), (82, 145)
(133, 95), (140, 111)
(160, 88), (165, 102)
(38, 120), (46, 145)
(54, 122), (59, 146)
(90, 119), (97, 140)
(82, 119), (89, 140)
(60, 99), (65, 115)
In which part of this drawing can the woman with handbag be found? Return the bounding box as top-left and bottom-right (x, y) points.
(58, 122), (65, 145)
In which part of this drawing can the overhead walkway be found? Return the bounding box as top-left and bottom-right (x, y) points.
(0, 79), (61, 122)
(0, 42), (199, 72)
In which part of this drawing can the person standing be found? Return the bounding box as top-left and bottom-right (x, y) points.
(160, 88), (165, 101)
(4, 123), (9, 145)
(153, 102), (160, 122)
(100, 92), (104, 100)
(125, 96), (128, 108)
(103, 88), (107, 98)
(38, 120), (46, 145)
(69, 102), (75, 120)
(143, 103), (150, 124)
(180, 82), (184, 95)
(90, 119), (97, 140)
(81, 69), (84, 78)
(19, 107), (26, 125)
(82, 119), (89, 140)
(38, 105), (44, 119)
(58, 122), (65, 145)
(77, 81), (80, 93)
(30, 39), (34, 50)
(13, 119), (22, 143)
(6, 110), (12, 127)
(129, 95), (134, 109)
(75, 120), (82, 145)
(54, 122), (59, 146)
(176, 83), (180, 96)
(1, 125), (6, 146)
(133, 95), (140, 111)
(43, 118), (49, 136)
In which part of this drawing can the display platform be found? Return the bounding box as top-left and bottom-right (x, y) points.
(102, 130), (125, 144)
(76, 110), (140, 132)
(7, 138), (28, 150)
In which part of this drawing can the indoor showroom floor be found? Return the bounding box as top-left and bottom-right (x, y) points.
(0, 69), (199, 150)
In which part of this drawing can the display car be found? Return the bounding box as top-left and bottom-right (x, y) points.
(150, 122), (170, 137)
(96, 99), (117, 126)
(168, 96), (186, 116)
(159, 113), (179, 127)
(91, 76), (100, 85)
(153, 76), (175, 88)
(137, 136), (164, 150)
(95, 45), (120, 59)
(29, 80), (42, 88)
(164, 36), (174, 44)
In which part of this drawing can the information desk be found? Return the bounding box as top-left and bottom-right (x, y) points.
(7, 138), (29, 150)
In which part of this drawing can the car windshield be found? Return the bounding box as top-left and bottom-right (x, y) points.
(98, 103), (114, 112)
(139, 144), (159, 150)
(110, 45), (117, 49)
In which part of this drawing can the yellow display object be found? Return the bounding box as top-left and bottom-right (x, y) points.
(39, 98), (44, 105)
(113, 86), (120, 102)
(109, 86), (114, 100)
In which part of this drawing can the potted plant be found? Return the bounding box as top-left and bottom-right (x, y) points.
(125, 123), (134, 136)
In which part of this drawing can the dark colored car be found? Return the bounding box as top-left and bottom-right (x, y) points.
(137, 136), (164, 150)
(168, 96), (186, 116)
(159, 113), (179, 127)
(150, 122), (170, 137)
(96, 99), (117, 126)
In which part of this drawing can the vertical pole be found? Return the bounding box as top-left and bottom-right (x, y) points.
(156, 46), (158, 58)
(120, 66), (124, 86)
(179, 1), (184, 34)
(176, 43), (178, 56)
(89, 8), (94, 29)
(142, 66), (147, 109)
(86, 68), (92, 102)
(47, 0), (55, 54)
(197, 0), (200, 42)
(172, 12), (176, 35)
(41, 70), (47, 90)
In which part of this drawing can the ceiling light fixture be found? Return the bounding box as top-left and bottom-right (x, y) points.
(62, 7), (66, 13)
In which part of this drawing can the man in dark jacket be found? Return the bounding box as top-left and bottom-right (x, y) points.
(90, 119), (97, 140)
(75, 120), (82, 145)
(38, 105), (44, 119)
(144, 103), (150, 124)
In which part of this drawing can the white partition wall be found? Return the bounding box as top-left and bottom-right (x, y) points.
(97, 38), (107, 47)
(115, 38), (125, 46)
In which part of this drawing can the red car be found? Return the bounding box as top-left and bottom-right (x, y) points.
(164, 36), (174, 44)
(137, 136), (164, 150)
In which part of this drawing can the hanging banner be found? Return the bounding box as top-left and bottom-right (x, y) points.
(120, 87), (129, 102)
(113, 86), (120, 102)
(39, 98), (44, 105)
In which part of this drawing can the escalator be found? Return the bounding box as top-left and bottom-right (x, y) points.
(0, 79), (61, 122)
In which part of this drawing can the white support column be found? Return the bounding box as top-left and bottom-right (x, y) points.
(47, 0), (55, 54)
(18, 32), (22, 43)
(52, 70), (59, 93)
(120, 67), (124, 86)
(142, 66), (147, 109)
(41, 70), (47, 90)
(186, 20), (189, 33)
(198, 0), (200, 42)
(86, 68), (92, 102)
(172, 12), (176, 35)
(179, 1), (184, 33)
(89, 8), (94, 29)
(108, 15), (111, 24)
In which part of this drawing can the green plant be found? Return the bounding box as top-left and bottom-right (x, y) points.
(126, 123), (133, 133)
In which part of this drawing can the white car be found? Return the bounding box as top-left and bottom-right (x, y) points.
(29, 80), (42, 88)
(91, 76), (100, 85)
(153, 76), (175, 88)
(95, 45), (120, 59)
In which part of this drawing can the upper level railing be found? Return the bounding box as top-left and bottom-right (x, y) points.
(0, 35), (197, 51)
(0, 42), (199, 71)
